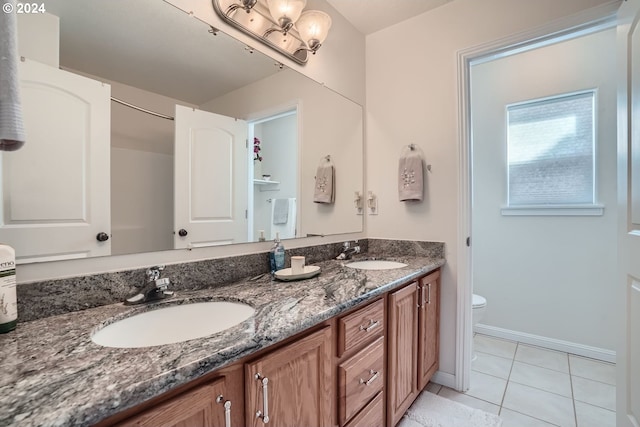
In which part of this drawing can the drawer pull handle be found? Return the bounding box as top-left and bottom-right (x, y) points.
(255, 374), (270, 424)
(359, 370), (379, 386)
(215, 396), (232, 427)
(359, 319), (380, 332)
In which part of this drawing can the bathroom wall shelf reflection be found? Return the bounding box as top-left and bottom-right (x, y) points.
(253, 179), (280, 185)
(253, 179), (280, 192)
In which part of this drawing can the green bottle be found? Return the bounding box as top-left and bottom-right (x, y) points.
(0, 244), (17, 333)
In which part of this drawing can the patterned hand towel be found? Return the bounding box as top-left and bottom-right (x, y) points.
(0, 1), (26, 151)
(314, 162), (335, 204)
(398, 150), (424, 201)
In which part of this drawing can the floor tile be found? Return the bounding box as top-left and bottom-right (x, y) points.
(465, 370), (508, 405)
(574, 401), (616, 427)
(472, 351), (513, 379)
(569, 355), (616, 385)
(502, 382), (576, 427)
(438, 386), (501, 414)
(500, 408), (560, 427)
(474, 335), (518, 359)
(510, 361), (572, 397)
(425, 382), (442, 394)
(572, 376), (616, 411)
(516, 344), (569, 373)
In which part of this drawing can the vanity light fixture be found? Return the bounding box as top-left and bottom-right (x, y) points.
(212, 0), (332, 64)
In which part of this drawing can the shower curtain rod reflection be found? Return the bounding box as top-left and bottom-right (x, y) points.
(111, 97), (175, 121)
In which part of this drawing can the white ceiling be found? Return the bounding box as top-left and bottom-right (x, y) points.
(326, 0), (454, 35)
(37, 0), (453, 108)
(43, 0), (280, 105)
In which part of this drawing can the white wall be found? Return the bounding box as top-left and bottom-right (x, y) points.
(366, 0), (619, 378)
(17, 13), (59, 68)
(111, 148), (174, 255)
(471, 29), (617, 351)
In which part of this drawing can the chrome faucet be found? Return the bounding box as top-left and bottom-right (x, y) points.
(336, 241), (360, 260)
(124, 265), (173, 305)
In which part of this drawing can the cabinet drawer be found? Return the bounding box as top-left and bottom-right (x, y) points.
(338, 298), (384, 356)
(344, 391), (384, 427)
(338, 336), (385, 426)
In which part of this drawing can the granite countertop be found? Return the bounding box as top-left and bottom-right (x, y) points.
(0, 255), (444, 427)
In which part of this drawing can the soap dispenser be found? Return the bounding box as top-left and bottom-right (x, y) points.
(269, 232), (286, 273)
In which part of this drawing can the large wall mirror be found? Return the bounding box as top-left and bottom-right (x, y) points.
(2, 0), (363, 264)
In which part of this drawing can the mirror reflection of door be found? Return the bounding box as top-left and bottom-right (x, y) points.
(2, 59), (111, 263)
(174, 105), (248, 249)
(248, 110), (298, 242)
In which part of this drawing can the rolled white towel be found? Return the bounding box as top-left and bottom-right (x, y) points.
(0, 1), (26, 151)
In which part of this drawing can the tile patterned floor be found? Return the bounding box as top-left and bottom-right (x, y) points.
(427, 334), (616, 427)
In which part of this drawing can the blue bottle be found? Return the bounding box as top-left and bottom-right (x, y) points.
(269, 232), (286, 273)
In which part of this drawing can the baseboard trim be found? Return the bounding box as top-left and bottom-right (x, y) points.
(475, 324), (616, 363)
(430, 371), (457, 390)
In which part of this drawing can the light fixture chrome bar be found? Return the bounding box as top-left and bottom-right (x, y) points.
(212, 0), (309, 64)
(110, 97), (175, 121)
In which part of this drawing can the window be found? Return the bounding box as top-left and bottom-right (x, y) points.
(504, 91), (601, 215)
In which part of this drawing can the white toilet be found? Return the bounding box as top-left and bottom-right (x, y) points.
(472, 294), (487, 361)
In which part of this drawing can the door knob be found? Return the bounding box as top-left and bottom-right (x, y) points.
(96, 232), (109, 242)
(178, 229), (188, 237)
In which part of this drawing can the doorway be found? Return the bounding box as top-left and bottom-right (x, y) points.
(248, 110), (298, 242)
(470, 26), (617, 355)
(456, 10), (619, 394)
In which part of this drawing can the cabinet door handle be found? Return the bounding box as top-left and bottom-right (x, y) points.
(216, 395), (232, 427)
(255, 374), (270, 424)
(359, 369), (379, 386)
(224, 401), (231, 427)
(427, 283), (431, 304)
(359, 319), (380, 332)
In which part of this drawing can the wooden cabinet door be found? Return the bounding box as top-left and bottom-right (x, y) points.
(116, 361), (245, 427)
(118, 377), (228, 427)
(417, 271), (440, 391)
(244, 326), (333, 427)
(387, 282), (419, 427)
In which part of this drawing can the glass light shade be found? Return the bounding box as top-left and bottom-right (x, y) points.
(296, 10), (332, 49)
(266, 0), (306, 29)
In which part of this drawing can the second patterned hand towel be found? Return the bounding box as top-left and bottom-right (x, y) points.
(398, 147), (424, 201)
(313, 157), (335, 204)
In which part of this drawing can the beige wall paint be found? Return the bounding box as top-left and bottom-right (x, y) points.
(365, 0), (619, 377)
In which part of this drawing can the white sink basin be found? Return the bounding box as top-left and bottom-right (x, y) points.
(346, 260), (408, 270)
(91, 301), (255, 348)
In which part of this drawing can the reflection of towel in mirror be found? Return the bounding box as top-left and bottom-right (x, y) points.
(398, 150), (424, 201)
(0, 8), (26, 151)
(313, 163), (335, 204)
(272, 198), (289, 224)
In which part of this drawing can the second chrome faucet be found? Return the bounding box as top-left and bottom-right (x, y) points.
(124, 265), (173, 305)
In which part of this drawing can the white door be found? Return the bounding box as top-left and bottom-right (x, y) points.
(618, 1), (640, 425)
(174, 105), (248, 249)
(0, 59), (111, 263)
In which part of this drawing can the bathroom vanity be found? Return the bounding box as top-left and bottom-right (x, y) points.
(0, 241), (444, 427)
(97, 270), (440, 427)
